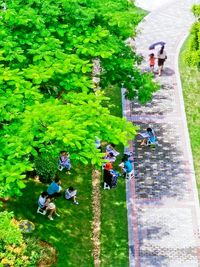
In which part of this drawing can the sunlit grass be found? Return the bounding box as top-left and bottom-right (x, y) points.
(179, 40), (200, 196)
(101, 85), (129, 267)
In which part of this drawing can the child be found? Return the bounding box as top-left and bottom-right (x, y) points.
(149, 53), (155, 72)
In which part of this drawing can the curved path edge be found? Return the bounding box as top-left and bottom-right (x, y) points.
(122, 1), (200, 266)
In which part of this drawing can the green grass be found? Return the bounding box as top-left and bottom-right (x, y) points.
(101, 85), (128, 267)
(4, 167), (94, 267)
(179, 40), (200, 196)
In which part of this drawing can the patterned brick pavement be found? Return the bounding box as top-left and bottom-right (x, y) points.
(124, 1), (200, 266)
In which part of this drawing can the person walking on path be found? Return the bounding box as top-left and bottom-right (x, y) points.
(149, 53), (155, 73)
(157, 45), (167, 76)
(126, 1), (200, 266)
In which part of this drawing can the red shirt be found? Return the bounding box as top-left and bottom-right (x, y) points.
(149, 57), (155, 66)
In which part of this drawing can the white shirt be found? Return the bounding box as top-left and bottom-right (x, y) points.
(38, 195), (46, 207)
(65, 189), (77, 199)
(157, 50), (166, 59)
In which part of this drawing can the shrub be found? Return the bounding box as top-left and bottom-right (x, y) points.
(183, 5), (200, 67)
(34, 154), (58, 183)
(0, 211), (29, 267)
(0, 211), (56, 266)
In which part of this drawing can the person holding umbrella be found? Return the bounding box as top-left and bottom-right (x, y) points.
(149, 42), (167, 76)
(157, 45), (167, 76)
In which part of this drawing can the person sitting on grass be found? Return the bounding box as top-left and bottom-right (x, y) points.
(64, 186), (79, 205)
(37, 193), (60, 220)
(37, 191), (48, 215)
(45, 196), (60, 221)
(47, 176), (62, 198)
(58, 151), (71, 174)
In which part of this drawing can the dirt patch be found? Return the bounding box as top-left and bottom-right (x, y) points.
(37, 241), (57, 267)
(91, 169), (101, 267)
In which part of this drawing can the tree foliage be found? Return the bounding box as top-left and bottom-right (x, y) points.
(0, 0), (156, 197)
(183, 4), (200, 67)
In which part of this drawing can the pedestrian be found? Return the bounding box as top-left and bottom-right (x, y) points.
(149, 53), (155, 72)
(157, 46), (167, 76)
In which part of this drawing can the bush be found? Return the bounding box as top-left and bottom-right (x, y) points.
(183, 5), (200, 67)
(0, 211), (29, 267)
(34, 154), (58, 183)
(0, 211), (56, 266)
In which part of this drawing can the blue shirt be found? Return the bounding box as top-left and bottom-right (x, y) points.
(124, 160), (133, 173)
(47, 181), (60, 195)
(147, 129), (156, 143)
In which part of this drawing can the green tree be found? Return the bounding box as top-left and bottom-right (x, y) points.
(0, 0), (156, 197)
(0, 0), (157, 99)
(1, 92), (137, 197)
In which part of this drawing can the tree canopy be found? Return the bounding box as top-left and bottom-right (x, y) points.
(0, 0), (158, 197)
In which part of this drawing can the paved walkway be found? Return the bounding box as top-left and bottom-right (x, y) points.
(124, 1), (200, 266)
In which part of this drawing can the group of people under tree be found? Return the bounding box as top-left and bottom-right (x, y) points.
(38, 177), (79, 220)
(103, 126), (157, 189)
(37, 129), (156, 219)
(102, 144), (134, 190)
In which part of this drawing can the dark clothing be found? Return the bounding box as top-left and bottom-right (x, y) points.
(103, 169), (113, 188)
(48, 192), (61, 198)
(158, 58), (165, 66)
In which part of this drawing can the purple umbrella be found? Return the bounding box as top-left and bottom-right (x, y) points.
(149, 41), (166, 50)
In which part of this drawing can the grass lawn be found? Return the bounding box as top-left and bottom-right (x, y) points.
(4, 166), (94, 267)
(179, 40), (200, 196)
(101, 85), (129, 267)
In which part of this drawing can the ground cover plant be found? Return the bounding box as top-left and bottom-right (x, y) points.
(179, 43), (200, 196)
(183, 4), (200, 67)
(180, 3), (200, 196)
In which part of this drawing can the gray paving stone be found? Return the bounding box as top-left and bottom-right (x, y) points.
(125, 1), (200, 266)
